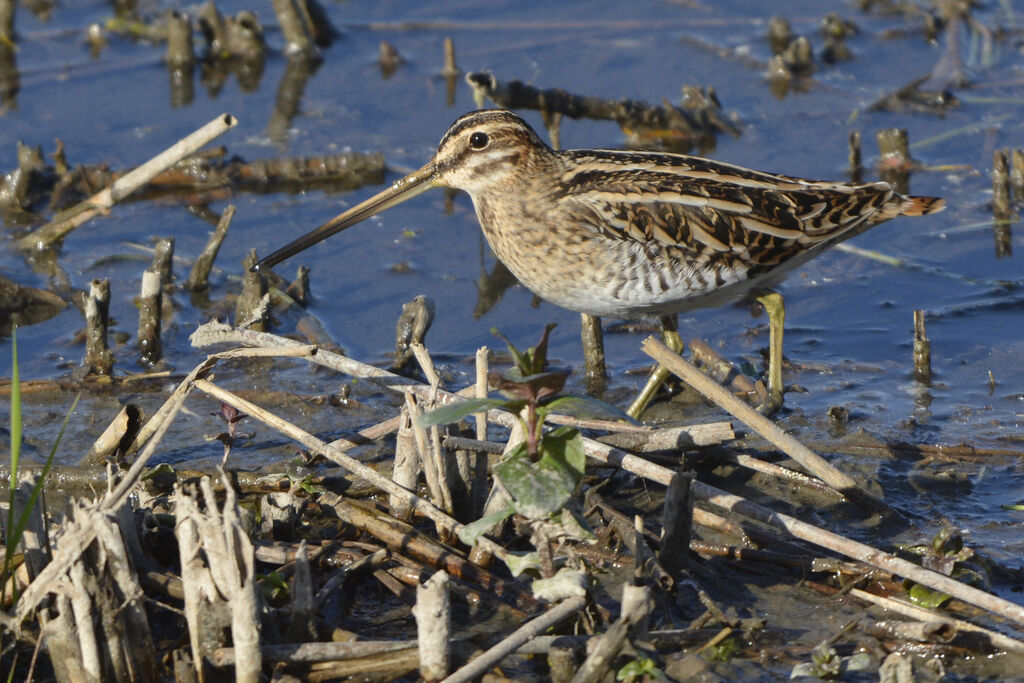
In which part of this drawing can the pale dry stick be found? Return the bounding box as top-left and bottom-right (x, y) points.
(191, 378), (513, 564)
(414, 570), (451, 680)
(441, 595), (587, 683)
(404, 391), (452, 514)
(186, 204), (236, 291)
(18, 114), (238, 251)
(849, 588), (1024, 654)
(577, 428), (1024, 627)
(641, 336), (891, 515)
(473, 346), (490, 516)
(188, 322), (732, 447)
(212, 640), (419, 666)
(410, 342), (443, 390)
(11, 359), (209, 625)
(410, 343), (455, 515)
(474, 347), (489, 441)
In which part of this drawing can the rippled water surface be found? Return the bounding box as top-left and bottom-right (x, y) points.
(2, 0), (1023, 616)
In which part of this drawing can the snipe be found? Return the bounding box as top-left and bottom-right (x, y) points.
(257, 110), (945, 415)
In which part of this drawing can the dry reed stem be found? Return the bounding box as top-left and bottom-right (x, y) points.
(18, 114), (237, 251)
(191, 378), (513, 565)
(441, 595), (587, 683)
(186, 204), (235, 291)
(414, 570), (451, 681)
(10, 360), (208, 626)
(579, 411), (1024, 627)
(848, 588), (1024, 654)
(212, 639), (418, 666)
(641, 336), (890, 515)
(184, 325), (1024, 625)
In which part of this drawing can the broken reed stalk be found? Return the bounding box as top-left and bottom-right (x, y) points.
(659, 471), (694, 576)
(165, 9), (194, 68)
(9, 360), (206, 625)
(848, 130), (862, 182)
(1010, 149), (1024, 197)
(404, 391), (453, 515)
(390, 407), (420, 520)
(235, 250), (268, 330)
(640, 336), (890, 515)
(287, 541), (316, 641)
(18, 113), (237, 251)
(621, 582), (652, 640)
(848, 588), (1024, 654)
(473, 346), (490, 516)
(413, 571), (450, 681)
(83, 278), (114, 376)
(441, 595), (587, 683)
(191, 378), (514, 565)
(912, 310), (932, 382)
(441, 36), (458, 76)
(992, 149), (1012, 221)
(272, 0), (316, 56)
(582, 377), (1024, 625)
(176, 473), (260, 683)
(152, 236), (175, 285)
(186, 323), (1024, 627)
(211, 639), (418, 666)
(186, 204), (235, 291)
(137, 270), (163, 367)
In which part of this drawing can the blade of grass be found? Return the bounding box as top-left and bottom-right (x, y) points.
(4, 328), (21, 573)
(9, 393), (80, 573)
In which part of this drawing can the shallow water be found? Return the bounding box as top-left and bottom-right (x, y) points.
(2, 0), (1023, 610)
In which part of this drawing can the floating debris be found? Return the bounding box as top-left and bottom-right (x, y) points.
(466, 72), (740, 152)
(82, 278), (114, 377)
(378, 40), (402, 79)
(869, 75), (959, 114)
(393, 295), (435, 371)
(0, 274), (67, 335)
(820, 12), (856, 63)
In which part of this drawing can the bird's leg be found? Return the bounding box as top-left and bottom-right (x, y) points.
(580, 313), (607, 394)
(627, 315), (682, 420)
(753, 288), (785, 416)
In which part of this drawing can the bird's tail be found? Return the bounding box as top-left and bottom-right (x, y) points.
(900, 195), (946, 216)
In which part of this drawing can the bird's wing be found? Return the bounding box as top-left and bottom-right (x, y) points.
(560, 150), (896, 270)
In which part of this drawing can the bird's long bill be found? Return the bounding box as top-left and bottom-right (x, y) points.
(254, 162), (439, 271)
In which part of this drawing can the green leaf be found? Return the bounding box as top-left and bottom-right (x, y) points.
(539, 395), (637, 423)
(490, 327), (531, 374)
(527, 323), (558, 375)
(416, 397), (508, 428)
(457, 505), (515, 546)
(491, 369), (568, 402)
(504, 551), (541, 577)
(495, 447), (576, 519)
(905, 581), (951, 609)
(538, 427), (586, 485)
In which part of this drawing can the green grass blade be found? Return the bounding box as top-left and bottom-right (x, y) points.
(9, 392), (80, 569)
(5, 328), (21, 568)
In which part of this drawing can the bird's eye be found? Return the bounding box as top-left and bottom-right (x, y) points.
(469, 132), (489, 149)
